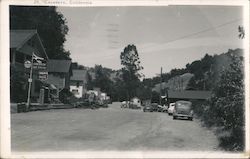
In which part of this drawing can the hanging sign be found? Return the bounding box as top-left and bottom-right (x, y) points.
(39, 71), (48, 80)
(33, 61), (47, 70)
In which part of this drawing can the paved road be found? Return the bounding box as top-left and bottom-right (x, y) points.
(11, 102), (220, 151)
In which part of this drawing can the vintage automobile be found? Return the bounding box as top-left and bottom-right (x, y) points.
(168, 102), (176, 115)
(121, 101), (129, 108)
(143, 104), (153, 112)
(173, 101), (193, 121)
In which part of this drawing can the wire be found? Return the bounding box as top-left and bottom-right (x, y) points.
(164, 18), (242, 44)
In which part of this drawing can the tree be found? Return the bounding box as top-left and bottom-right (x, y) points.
(93, 65), (113, 95)
(120, 44), (143, 100)
(10, 6), (70, 59)
(10, 68), (28, 102)
(86, 71), (94, 90)
(210, 53), (244, 151)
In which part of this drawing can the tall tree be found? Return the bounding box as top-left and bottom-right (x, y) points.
(10, 6), (70, 59)
(120, 44), (143, 100)
(93, 65), (113, 95)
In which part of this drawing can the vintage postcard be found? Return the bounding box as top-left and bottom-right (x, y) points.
(0, 0), (249, 158)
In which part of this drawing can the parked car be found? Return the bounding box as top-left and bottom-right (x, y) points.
(173, 101), (193, 121)
(162, 105), (168, 113)
(157, 105), (164, 112)
(143, 104), (153, 112)
(129, 103), (141, 109)
(168, 103), (175, 115)
(121, 101), (129, 108)
(151, 103), (159, 112)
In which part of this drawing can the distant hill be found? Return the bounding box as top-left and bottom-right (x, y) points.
(152, 73), (194, 93)
(151, 48), (243, 92)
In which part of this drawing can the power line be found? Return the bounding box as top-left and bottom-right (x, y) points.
(164, 18), (242, 44)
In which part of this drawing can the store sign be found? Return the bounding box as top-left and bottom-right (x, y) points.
(33, 61), (47, 70)
(39, 72), (48, 81)
(24, 60), (32, 68)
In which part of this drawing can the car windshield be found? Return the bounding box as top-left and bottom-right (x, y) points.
(176, 102), (191, 110)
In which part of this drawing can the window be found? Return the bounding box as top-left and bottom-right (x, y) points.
(72, 89), (79, 95)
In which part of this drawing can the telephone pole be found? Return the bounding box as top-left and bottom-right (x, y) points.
(159, 67), (162, 105)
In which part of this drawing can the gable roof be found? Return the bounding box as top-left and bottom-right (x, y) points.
(10, 30), (37, 49)
(10, 30), (48, 59)
(168, 90), (212, 100)
(70, 69), (87, 81)
(48, 60), (72, 73)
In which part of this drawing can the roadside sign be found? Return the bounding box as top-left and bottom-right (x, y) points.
(24, 60), (31, 68)
(28, 78), (32, 82)
(39, 72), (48, 81)
(33, 61), (47, 70)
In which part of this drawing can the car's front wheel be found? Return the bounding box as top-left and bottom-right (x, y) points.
(173, 116), (177, 120)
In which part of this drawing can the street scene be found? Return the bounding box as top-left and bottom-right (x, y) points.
(9, 5), (245, 153)
(11, 102), (219, 151)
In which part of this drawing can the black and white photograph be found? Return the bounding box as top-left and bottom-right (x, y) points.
(0, 0), (249, 158)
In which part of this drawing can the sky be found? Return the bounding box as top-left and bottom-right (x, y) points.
(57, 5), (243, 78)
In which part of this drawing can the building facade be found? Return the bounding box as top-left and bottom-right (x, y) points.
(70, 69), (88, 98)
(10, 30), (48, 102)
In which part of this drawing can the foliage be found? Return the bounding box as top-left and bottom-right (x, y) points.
(92, 65), (113, 96)
(59, 88), (76, 104)
(10, 68), (28, 102)
(10, 6), (70, 60)
(151, 91), (160, 104)
(136, 84), (152, 101)
(86, 71), (94, 90)
(210, 54), (244, 151)
(190, 50), (245, 151)
(120, 44), (144, 100)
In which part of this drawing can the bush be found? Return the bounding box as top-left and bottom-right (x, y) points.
(10, 68), (28, 103)
(192, 53), (245, 151)
(59, 88), (76, 104)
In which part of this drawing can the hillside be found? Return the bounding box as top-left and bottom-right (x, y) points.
(152, 73), (194, 92)
(151, 48), (243, 92)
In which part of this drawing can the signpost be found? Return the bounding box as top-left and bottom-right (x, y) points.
(39, 71), (48, 81)
(24, 60), (31, 69)
(33, 61), (47, 70)
(25, 53), (47, 110)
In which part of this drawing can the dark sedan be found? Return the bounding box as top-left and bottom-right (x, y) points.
(143, 105), (153, 112)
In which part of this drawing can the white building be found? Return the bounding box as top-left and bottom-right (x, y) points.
(70, 70), (87, 98)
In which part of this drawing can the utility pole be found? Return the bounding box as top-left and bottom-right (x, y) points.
(26, 53), (34, 110)
(159, 67), (162, 105)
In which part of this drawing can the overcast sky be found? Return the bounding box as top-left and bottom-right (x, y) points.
(57, 6), (243, 78)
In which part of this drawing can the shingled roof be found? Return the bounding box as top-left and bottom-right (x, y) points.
(47, 60), (72, 73)
(168, 90), (212, 100)
(10, 30), (48, 59)
(10, 30), (37, 49)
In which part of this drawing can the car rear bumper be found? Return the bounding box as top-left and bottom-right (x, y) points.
(173, 113), (193, 118)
